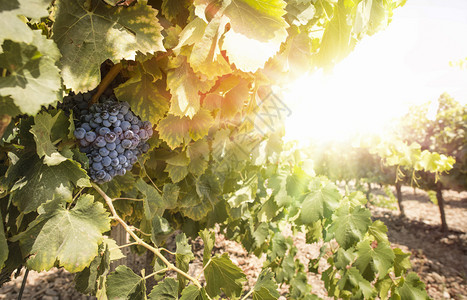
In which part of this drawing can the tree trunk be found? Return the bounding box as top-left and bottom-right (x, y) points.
(395, 182), (404, 216)
(436, 185), (448, 234)
(366, 182), (372, 201)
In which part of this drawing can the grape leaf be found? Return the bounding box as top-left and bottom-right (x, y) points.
(157, 109), (214, 149)
(0, 96), (21, 118)
(200, 229), (215, 266)
(329, 204), (372, 249)
(149, 277), (179, 300)
(30, 111), (68, 166)
(187, 139), (209, 176)
(180, 285), (209, 300)
(5, 153), (91, 213)
(175, 233), (194, 289)
(0, 0), (51, 45)
(151, 215), (173, 246)
(338, 267), (376, 299)
(162, 183), (180, 209)
(115, 66), (169, 125)
(161, 0), (190, 23)
(189, 16), (232, 79)
(395, 272), (429, 300)
(0, 210), (8, 269)
(221, 79), (249, 120)
(74, 242), (111, 294)
(12, 194), (110, 272)
(285, 1), (316, 26)
(204, 253), (246, 298)
(393, 248), (412, 277)
(316, 0), (356, 68)
(252, 269), (280, 300)
(300, 181), (341, 224)
(106, 265), (146, 300)
(135, 178), (164, 219)
(0, 31), (62, 115)
(165, 152), (190, 183)
(52, 0), (165, 91)
(167, 55), (215, 117)
(224, 0), (288, 42)
(354, 240), (395, 281)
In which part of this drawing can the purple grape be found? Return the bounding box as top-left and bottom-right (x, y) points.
(118, 155), (127, 164)
(122, 139), (132, 149)
(96, 170), (106, 180)
(106, 142), (116, 151)
(124, 130), (134, 139)
(92, 162), (103, 171)
(94, 136), (106, 147)
(109, 115), (118, 123)
(111, 158), (119, 167)
(92, 153), (102, 162)
(81, 123), (92, 131)
(113, 127), (123, 136)
(99, 127), (111, 136)
(74, 128), (86, 139)
(102, 156), (111, 167)
(109, 150), (118, 158)
(102, 120), (112, 127)
(124, 113), (134, 122)
(99, 147), (110, 157)
(101, 112), (109, 119)
(120, 121), (131, 131)
(85, 131), (96, 143)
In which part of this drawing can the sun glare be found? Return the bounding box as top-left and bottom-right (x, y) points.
(282, 0), (467, 146)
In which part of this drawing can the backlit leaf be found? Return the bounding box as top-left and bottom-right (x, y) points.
(204, 253), (246, 298)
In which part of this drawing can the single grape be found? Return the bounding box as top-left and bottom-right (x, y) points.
(85, 131), (97, 143)
(124, 113), (134, 122)
(99, 127), (111, 136)
(92, 162), (103, 171)
(120, 104), (129, 115)
(105, 132), (117, 143)
(130, 118), (139, 125)
(141, 143), (150, 153)
(106, 142), (116, 151)
(111, 157), (119, 167)
(122, 139), (132, 149)
(109, 115), (118, 123)
(102, 120), (112, 127)
(99, 147), (110, 157)
(89, 120), (99, 128)
(79, 139), (90, 147)
(96, 170), (106, 180)
(81, 123), (92, 131)
(103, 173), (112, 182)
(118, 155), (127, 164)
(124, 130), (134, 139)
(74, 128), (86, 139)
(108, 150), (118, 159)
(92, 153), (103, 162)
(94, 116), (103, 124)
(131, 125), (140, 133)
(117, 168), (126, 176)
(139, 130), (148, 140)
(94, 136), (106, 148)
(124, 150), (134, 159)
(120, 121), (131, 131)
(101, 112), (109, 119)
(113, 126), (123, 136)
(117, 113), (124, 120)
(102, 156), (111, 167)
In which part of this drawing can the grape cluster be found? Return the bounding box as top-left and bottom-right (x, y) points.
(70, 94), (153, 183)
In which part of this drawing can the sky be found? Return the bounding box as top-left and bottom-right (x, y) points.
(283, 0), (467, 144)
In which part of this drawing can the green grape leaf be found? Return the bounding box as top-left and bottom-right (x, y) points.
(368, 220), (389, 243)
(176, 233), (194, 289)
(5, 153), (91, 213)
(161, 0), (190, 23)
(329, 204), (372, 249)
(338, 267), (376, 299)
(135, 178), (164, 219)
(200, 229), (215, 266)
(395, 272), (429, 300)
(102, 237), (125, 261)
(0, 0), (51, 44)
(252, 268), (280, 300)
(222, 0), (288, 72)
(12, 195), (110, 272)
(0, 96), (21, 118)
(30, 111), (68, 166)
(204, 253), (246, 298)
(151, 215), (173, 246)
(165, 152), (190, 183)
(290, 272), (312, 298)
(187, 138), (209, 176)
(285, 1), (316, 26)
(224, 0), (288, 42)
(0, 210), (8, 269)
(0, 31), (61, 115)
(316, 0), (356, 68)
(74, 242), (111, 295)
(148, 277), (179, 300)
(114, 66), (169, 125)
(53, 0), (165, 91)
(180, 285), (208, 300)
(393, 248), (412, 277)
(189, 16), (232, 79)
(106, 265), (146, 300)
(354, 240), (395, 281)
(173, 17), (207, 54)
(221, 79), (249, 120)
(162, 183), (180, 209)
(300, 181), (341, 224)
(188, 108), (214, 141)
(157, 114), (191, 149)
(167, 55), (215, 117)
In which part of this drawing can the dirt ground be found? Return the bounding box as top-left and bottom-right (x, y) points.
(0, 186), (465, 299)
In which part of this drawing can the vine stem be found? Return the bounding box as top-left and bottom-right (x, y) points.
(17, 268), (29, 300)
(92, 183), (202, 290)
(90, 63), (122, 106)
(240, 289), (254, 300)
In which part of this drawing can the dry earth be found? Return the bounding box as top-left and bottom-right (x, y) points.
(0, 186), (465, 299)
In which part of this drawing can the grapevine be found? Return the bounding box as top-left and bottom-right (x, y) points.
(0, 0), (434, 299)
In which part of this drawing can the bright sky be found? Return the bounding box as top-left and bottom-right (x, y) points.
(283, 0), (467, 144)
